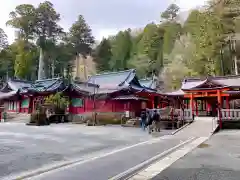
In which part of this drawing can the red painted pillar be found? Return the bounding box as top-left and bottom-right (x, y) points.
(195, 99), (198, 116)
(190, 93), (194, 116)
(152, 97), (154, 109)
(217, 90), (222, 129)
(207, 101), (211, 112)
(226, 96), (230, 118)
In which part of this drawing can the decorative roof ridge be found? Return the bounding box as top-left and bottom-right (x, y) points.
(139, 78), (153, 81)
(89, 69), (135, 78)
(73, 81), (99, 88)
(183, 77), (204, 82)
(35, 77), (62, 83)
(119, 69), (137, 86)
(41, 78), (62, 90)
(183, 74), (240, 83)
(211, 74), (240, 80)
(8, 78), (33, 84)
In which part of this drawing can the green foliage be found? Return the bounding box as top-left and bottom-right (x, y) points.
(0, 28), (8, 49)
(14, 40), (37, 79)
(94, 38), (112, 72)
(162, 22), (182, 55)
(45, 92), (69, 109)
(6, 4), (36, 41)
(161, 34), (199, 90)
(6, 2), (95, 80)
(35, 1), (63, 46)
(161, 3), (180, 21)
(127, 54), (151, 78)
(29, 112), (48, 126)
(68, 15), (95, 56)
(110, 30), (132, 70)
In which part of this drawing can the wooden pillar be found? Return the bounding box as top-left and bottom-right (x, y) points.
(190, 93), (194, 115)
(152, 97), (154, 109)
(195, 99), (198, 116)
(226, 96), (230, 118)
(217, 90), (222, 129)
(207, 101), (211, 114)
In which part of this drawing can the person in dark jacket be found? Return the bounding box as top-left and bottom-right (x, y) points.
(140, 111), (147, 131)
(152, 110), (160, 132)
(146, 111), (154, 134)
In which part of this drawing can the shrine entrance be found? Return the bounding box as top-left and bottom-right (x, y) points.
(193, 97), (218, 117)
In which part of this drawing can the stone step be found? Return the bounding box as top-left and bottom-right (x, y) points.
(125, 118), (140, 127)
(4, 112), (30, 122)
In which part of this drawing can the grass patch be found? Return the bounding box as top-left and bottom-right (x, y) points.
(198, 143), (210, 148)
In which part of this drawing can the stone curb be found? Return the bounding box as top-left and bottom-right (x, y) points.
(171, 122), (190, 135)
(129, 136), (210, 180)
(109, 137), (196, 180)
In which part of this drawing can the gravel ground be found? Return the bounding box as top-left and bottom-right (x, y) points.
(152, 130), (240, 180)
(0, 122), (172, 178)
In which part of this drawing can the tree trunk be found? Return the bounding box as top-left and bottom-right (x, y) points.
(52, 59), (55, 78)
(38, 47), (46, 80)
(233, 40), (238, 75)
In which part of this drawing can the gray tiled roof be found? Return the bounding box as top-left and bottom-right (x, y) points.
(71, 82), (98, 94)
(5, 79), (32, 91)
(164, 89), (185, 96)
(112, 95), (149, 101)
(87, 69), (138, 88)
(30, 78), (64, 92)
(212, 75), (240, 87)
(181, 79), (207, 90)
(0, 91), (18, 100)
(139, 79), (157, 89)
(181, 75), (240, 90)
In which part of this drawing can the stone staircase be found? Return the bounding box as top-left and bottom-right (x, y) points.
(123, 118), (140, 127)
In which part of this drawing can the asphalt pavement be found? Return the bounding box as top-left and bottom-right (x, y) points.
(29, 135), (190, 180)
(0, 122), (173, 179)
(152, 130), (240, 180)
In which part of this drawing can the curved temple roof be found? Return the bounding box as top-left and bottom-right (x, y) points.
(181, 75), (240, 90)
(87, 69), (141, 88)
(139, 78), (157, 90)
(0, 69), (163, 97)
(1, 79), (32, 92)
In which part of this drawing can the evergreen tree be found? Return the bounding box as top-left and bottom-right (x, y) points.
(68, 15), (95, 56)
(94, 38), (112, 72)
(110, 30), (132, 70)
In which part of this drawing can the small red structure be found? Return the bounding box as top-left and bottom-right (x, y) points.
(164, 75), (240, 129)
(0, 78), (65, 114)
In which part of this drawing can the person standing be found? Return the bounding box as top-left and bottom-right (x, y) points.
(140, 111), (147, 131)
(146, 111), (154, 134)
(152, 110), (160, 132)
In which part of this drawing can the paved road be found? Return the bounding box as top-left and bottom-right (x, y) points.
(29, 135), (191, 180)
(0, 122), (172, 179)
(152, 130), (240, 180)
(19, 117), (215, 180)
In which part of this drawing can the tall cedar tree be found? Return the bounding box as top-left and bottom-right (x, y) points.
(110, 30), (132, 70)
(94, 38), (112, 72)
(68, 15), (95, 56)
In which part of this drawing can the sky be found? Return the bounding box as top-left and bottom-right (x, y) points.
(0, 0), (207, 43)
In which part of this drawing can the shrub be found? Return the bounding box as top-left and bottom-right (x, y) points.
(45, 92), (69, 110)
(29, 112), (48, 126)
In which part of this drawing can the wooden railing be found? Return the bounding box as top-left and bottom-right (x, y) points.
(175, 109), (193, 121)
(146, 108), (193, 121)
(221, 109), (240, 120)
